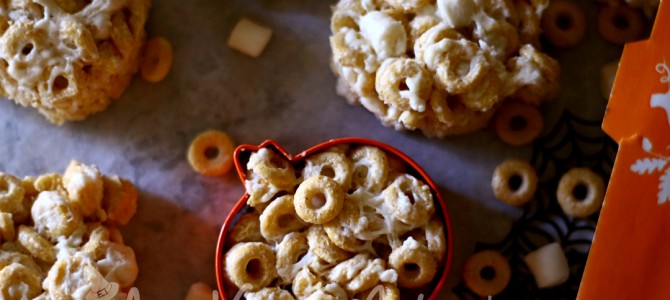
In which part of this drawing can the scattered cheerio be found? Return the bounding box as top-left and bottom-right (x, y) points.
(187, 130), (236, 176)
(141, 37), (174, 83)
(185, 282), (215, 300)
(523, 242), (570, 289)
(228, 18), (273, 58)
(600, 60), (620, 100)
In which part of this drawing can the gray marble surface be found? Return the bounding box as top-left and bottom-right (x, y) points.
(0, 0), (625, 298)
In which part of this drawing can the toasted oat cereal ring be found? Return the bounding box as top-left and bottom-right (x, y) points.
(108, 226), (125, 245)
(425, 218), (447, 265)
(557, 168), (605, 218)
(31, 191), (82, 241)
(428, 86), (495, 135)
(383, 174), (435, 227)
(409, 15), (440, 45)
(330, 29), (377, 72)
(292, 267), (324, 299)
(541, 0), (586, 48)
(21, 176), (38, 197)
(306, 225), (351, 264)
(141, 37), (173, 83)
(276, 232), (310, 283)
(0, 212), (15, 242)
(473, 18), (520, 60)
(0, 263), (42, 299)
(458, 64), (504, 112)
(294, 175), (345, 224)
(331, 10), (359, 33)
(491, 159), (538, 206)
(17, 225), (56, 264)
(225, 242), (276, 291)
(260, 195), (307, 241)
(516, 0), (542, 44)
(102, 175), (139, 225)
(386, 0), (430, 13)
(248, 148), (297, 189)
(375, 58), (433, 113)
(303, 151), (353, 191)
(349, 146), (389, 194)
(96, 242), (139, 288)
(597, 4), (644, 45)
(413, 25), (463, 68)
(389, 239), (437, 288)
(494, 102), (543, 146)
(229, 212), (264, 244)
(462, 250), (511, 296)
(507, 44), (561, 106)
(43, 254), (101, 299)
(0, 250), (41, 273)
(188, 130), (235, 177)
(245, 287), (295, 300)
(323, 200), (372, 252)
(34, 173), (63, 192)
(356, 283), (401, 300)
(327, 254), (383, 295)
(81, 224), (111, 260)
(434, 40), (490, 95)
(0, 173), (24, 214)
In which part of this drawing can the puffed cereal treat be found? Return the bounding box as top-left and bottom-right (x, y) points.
(0, 161), (140, 298)
(223, 145), (449, 298)
(0, 0), (151, 124)
(329, 0), (560, 137)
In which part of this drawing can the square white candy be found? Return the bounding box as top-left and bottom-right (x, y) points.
(228, 18), (273, 58)
(523, 242), (570, 289)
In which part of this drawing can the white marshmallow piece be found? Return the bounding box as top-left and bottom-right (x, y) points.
(228, 18), (273, 58)
(436, 0), (477, 28)
(359, 11), (407, 59)
(523, 242), (570, 289)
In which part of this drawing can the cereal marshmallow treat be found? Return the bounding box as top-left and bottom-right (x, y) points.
(330, 0), (560, 137)
(0, 0), (150, 124)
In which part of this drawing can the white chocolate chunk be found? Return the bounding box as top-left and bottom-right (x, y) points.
(523, 242), (570, 289)
(228, 18), (273, 58)
(359, 11), (407, 59)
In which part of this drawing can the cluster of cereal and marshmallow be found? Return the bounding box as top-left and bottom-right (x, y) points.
(330, 0), (560, 137)
(0, 0), (150, 124)
(0, 161), (139, 299)
(224, 145), (447, 299)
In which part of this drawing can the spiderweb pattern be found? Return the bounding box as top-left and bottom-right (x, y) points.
(453, 110), (618, 299)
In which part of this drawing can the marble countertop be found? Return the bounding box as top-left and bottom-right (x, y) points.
(0, 0), (626, 298)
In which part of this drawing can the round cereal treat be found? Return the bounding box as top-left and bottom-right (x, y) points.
(541, 0), (586, 48)
(141, 37), (173, 83)
(0, 263), (42, 299)
(294, 175), (345, 224)
(0, 173), (24, 214)
(375, 58), (433, 113)
(17, 225), (56, 264)
(388, 238), (437, 289)
(491, 159), (538, 206)
(247, 148), (297, 190)
(224, 242), (277, 291)
(229, 212), (264, 244)
(350, 146), (389, 193)
(557, 168), (605, 218)
(329, 0), (558, 137)
(260, 195), (307, 242)
(302, 151), (353, 191)
(355, 283), (401, 300)
(102, 175), (138, 225)
(187, 130), (236, 177)
(306, 225), (351, 264)
(0, 0), (150, 124)
(245, 287), (295, 300)
(276, 232), (310, 283)
(462, 250), (511, 296)
(597, 4), (644, 45)
(494, 101), (543, 146)
(383, 174), (435, 227)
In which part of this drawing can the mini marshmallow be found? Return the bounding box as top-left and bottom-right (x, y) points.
(228, 18), (273, 58)
(359, 11), (407, 59)
(523, 242), (570, 289)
